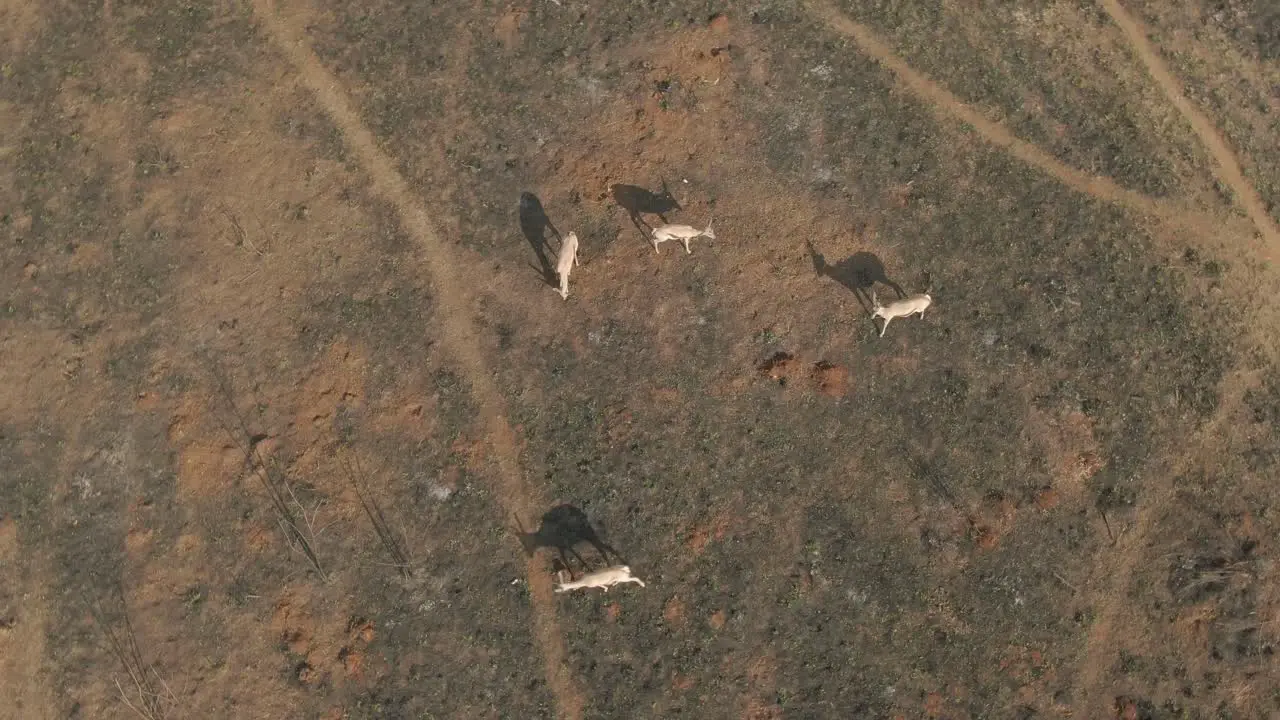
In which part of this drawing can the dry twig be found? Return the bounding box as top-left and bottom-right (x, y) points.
(86, 589), (176, 720)
(343, 449), (412, 578)
(206, 362), (329, 581)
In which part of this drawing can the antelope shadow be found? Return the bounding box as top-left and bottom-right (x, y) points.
(807, 240), (906, 316)
(611, 179), (681, 241)
(519, 191), (561, 287)
(514, 504), (625, 578)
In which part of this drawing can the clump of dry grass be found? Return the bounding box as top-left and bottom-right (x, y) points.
(342, 448), (412, 578)
(86, 589), (177, 720)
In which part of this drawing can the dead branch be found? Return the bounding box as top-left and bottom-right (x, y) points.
(206, 362), (329, 581)
(343, 449), (412, 578)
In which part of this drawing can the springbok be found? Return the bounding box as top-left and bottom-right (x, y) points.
(870, 289), (932, 337)
(554, 565), (646, 593)
(650, 217), (715, 254)
(554, 232), (579, 300)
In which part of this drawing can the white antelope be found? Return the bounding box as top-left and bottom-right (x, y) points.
(871, 289), (932, 337)
(650, 217), (715, 254)
(554, 232), (580, 300)
(554, 565), (646, 593)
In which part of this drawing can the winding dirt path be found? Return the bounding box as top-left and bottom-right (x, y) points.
(806, 1), (1157, 214)
(250, 1), (584, 717)
(1099, 0), (1280, 252)
(1071, 1), (1280, 713)
(803, 0), (1234, 244)
(805, 1), (1280, 714)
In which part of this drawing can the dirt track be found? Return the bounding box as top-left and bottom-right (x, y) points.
(3, 0), (1280, 717)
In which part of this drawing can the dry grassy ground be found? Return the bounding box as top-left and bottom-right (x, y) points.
(2, 0), (1280, 718)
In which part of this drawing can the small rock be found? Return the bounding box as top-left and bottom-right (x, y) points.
(758, 351), (796, 385)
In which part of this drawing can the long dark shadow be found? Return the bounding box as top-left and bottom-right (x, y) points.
(515, 504), (626, 578)
(519, 191), (560, 287)
(610, 180), (681, 242)
(807, 240), (905, 316)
